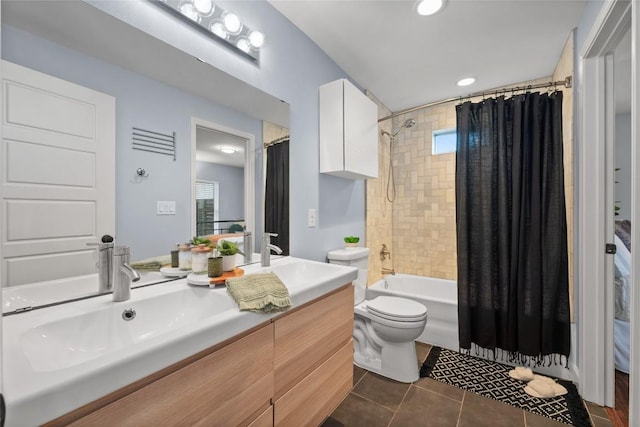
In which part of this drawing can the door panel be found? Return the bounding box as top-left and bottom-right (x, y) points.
(1, 60), (115, 287)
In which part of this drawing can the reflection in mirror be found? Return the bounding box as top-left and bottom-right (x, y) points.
(1, 1), (289, 312)
(195, 125), (248, 236)
(263, 122), (290, 255)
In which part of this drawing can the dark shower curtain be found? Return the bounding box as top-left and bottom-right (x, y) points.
(455, 92), (571, 363)
(265, 140), (290, 255)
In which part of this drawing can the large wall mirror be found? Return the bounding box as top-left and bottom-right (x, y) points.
(0, 1), (289, 309)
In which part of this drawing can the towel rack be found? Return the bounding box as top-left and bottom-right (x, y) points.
(132, 127), (176, 161)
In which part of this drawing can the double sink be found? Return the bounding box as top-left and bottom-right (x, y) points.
(2, 256), (357, 426)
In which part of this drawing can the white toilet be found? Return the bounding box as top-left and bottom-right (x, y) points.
(328, 247), (428, 383)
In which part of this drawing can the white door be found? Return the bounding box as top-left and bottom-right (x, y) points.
(1, 60), (115, 287)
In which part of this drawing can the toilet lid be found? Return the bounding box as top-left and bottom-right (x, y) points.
(366, 296), (427, 321)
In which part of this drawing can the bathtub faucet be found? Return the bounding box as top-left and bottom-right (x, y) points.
(381, 267), (395, 275)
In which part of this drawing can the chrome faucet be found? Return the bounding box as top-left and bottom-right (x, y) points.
(87, 235), (114, 294)
(261, 233), (283, 267)
(112, 246), (140, 302)
(243, 231), (252, 264)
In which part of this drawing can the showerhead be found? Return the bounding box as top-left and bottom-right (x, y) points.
(380, 118), (417, 139)
(391, 118), (416, 137)
(403, 119), (416, 129)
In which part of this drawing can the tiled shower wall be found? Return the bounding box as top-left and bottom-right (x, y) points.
(366, 32), (574, 289)
(391, 106), (458, 279)
(365, 92), (393, 286)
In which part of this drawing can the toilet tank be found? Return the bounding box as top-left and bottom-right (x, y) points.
(327, 247), (370, 305)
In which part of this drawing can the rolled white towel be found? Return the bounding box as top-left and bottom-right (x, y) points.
(508, 366), (534, 381)
(524, 379), (567, 398)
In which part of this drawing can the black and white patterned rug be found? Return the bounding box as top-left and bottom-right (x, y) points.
(420, 347), (592, 426)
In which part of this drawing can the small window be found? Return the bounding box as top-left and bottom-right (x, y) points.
(432, 128), (457, 155)
(195, 180), (219, 236)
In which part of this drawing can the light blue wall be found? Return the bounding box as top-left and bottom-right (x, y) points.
(196, 161), (245, 226)
(2, 25), (263, 260)
(89, 0), (367, 262)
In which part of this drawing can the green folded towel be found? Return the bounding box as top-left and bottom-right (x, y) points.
(130, 255), (172, 271)
(226, 272), (292, 313)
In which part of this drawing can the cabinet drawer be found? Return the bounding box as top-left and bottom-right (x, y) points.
(274, 285), (353, 399)
(71, 324), (274, 427)
(249, 405), (273, 427)
(274, 340), (353, 427)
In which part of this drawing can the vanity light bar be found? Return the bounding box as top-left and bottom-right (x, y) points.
(152, 0), (264, 61)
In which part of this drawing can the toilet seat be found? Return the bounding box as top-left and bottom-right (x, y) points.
(366, 296), (427, 322)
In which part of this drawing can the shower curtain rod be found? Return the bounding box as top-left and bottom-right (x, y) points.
(264, 134), (290, 148)
(378, 76), (572, 123)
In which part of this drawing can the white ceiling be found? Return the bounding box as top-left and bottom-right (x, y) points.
(269, 0), (586, 113)
(196, 127), (247, 167)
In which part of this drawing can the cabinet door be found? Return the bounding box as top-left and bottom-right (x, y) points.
(274, 340), (353, 427)
(70, 324), (274, 427)
(343, 80), (378, 179)
(274, 285), (353, 399)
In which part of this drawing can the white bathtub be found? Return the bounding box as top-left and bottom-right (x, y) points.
(367, 273), (577, 381)
(368, 274), (459, 351)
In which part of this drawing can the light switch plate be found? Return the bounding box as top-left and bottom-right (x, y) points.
(308, 208), (317, 227)
(157, 201), (176, 215)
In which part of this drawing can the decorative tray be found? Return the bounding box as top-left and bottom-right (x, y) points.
(186, 268), (244, 286)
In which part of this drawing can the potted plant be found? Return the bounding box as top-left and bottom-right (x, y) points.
(216, 240), (244, 271)
(344, 236), (360, 249)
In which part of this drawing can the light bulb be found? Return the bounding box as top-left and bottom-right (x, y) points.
(209, 20), (227, 39)
(178, 1), (200, 22)
(457, 77), (476, 87)
(236, 38), (251, 54)
(193, 0), (214, 17)
(223, 12), (242, 35)
(416, 0), (444, 16)
(219, 146), (236, 154)
(248, 30), (265, 49)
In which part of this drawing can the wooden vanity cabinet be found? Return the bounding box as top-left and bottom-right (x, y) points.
(68, 324), (274, 427)
(273, 285), (354, 425)
(48, 284), (354, 427)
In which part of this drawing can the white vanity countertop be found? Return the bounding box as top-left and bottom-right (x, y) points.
(2, 271), (169, 314)
(2, 256), (357, 426)
(2, 253), (273, 314)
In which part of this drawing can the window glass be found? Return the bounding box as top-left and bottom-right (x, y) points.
(432, 128), (457, 155)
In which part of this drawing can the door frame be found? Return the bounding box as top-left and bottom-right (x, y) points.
(578, 0), (637, 421)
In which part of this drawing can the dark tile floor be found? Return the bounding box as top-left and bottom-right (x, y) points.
(324, 343), (613, 427)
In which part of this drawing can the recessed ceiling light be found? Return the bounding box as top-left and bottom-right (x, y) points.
(219, 146), (237, 154)
(416, 0), (445, 16)
(457, 77), (476, 87)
